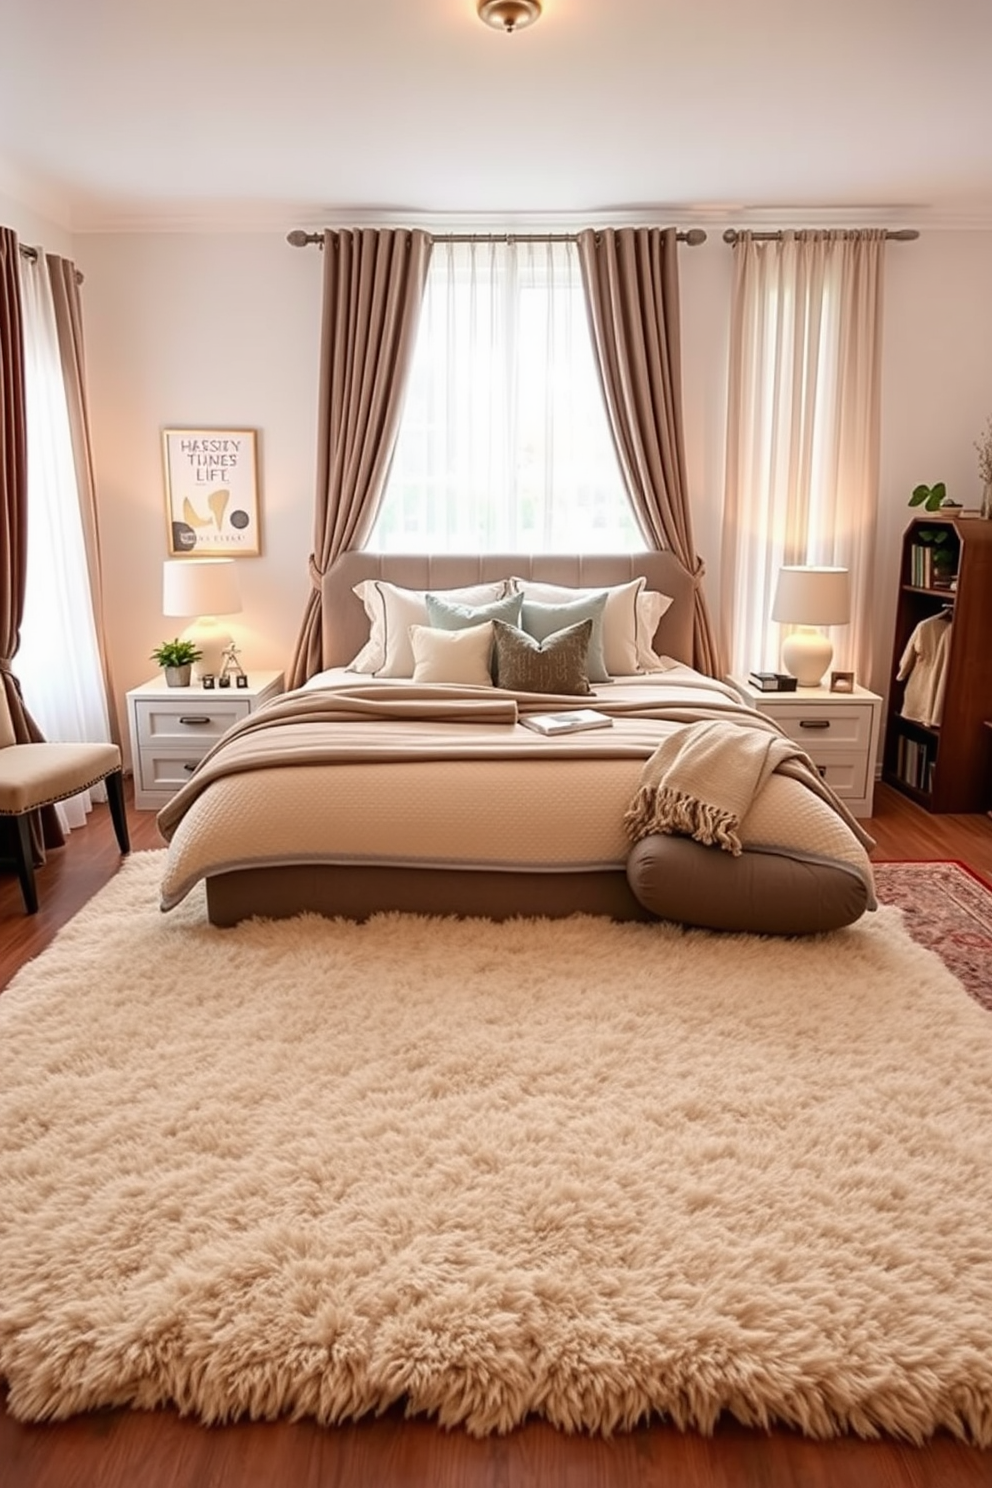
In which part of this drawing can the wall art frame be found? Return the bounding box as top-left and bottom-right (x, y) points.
(163, 427), (260, 557)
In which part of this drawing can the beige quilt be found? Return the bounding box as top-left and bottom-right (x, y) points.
(156, 670), (876, 912)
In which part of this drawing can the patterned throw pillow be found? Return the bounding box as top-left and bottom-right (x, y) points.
(491, 619), (594, 696)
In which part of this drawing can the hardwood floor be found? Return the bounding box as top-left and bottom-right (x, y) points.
(1, 780), (991, 1488)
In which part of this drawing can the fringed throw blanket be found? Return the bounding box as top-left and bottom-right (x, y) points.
(624, 718), (861, 856)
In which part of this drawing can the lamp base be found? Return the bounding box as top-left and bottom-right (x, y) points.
(780, 627), (833, 688)
(180, 619), (233, 681)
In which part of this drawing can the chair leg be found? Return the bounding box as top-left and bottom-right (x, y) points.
(105, 769), (131, 854)
(13, 814), (38, 914)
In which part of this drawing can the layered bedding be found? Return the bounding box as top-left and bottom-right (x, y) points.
(155, 553), (877, 932)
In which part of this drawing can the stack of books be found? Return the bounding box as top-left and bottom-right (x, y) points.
(747, 671), (799, 693)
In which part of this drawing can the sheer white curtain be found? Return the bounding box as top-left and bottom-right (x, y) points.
(17, 251), (111, 830)
(721, 230), (885, 682)
(370, 238), (639, 553)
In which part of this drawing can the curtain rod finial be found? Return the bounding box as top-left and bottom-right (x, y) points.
(286, 229), (312, 248)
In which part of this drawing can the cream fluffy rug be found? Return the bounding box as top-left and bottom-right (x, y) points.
(2, 852), (992, 1443)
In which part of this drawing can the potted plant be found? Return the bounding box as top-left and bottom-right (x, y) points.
(150, 637), (202, 687)
(908, 481), (957, 512)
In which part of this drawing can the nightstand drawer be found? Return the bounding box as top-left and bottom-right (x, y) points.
(127, 670), (284, 810)
(803, 749), (869, 801)
(134, 697), (249, 747)
(137, 748), (211, 795)
(763, 702), (874, 752)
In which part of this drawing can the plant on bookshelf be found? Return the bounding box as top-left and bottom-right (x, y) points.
(908, 481), (948, 513)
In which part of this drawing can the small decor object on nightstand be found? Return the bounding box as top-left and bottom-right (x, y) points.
(150, 637), (202, 688)
(218, 640), (247, 689)
(830, 670), (855, 693)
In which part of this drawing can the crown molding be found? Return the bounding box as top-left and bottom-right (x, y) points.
(11, 191), (992, 238)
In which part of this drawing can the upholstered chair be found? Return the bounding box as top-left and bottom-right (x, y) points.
(0, 686), (129, 914)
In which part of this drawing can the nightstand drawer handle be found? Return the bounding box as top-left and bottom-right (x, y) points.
(183, 763), (197, 773)
(799, 719), (831, 730)
(179, 715), (213, 725)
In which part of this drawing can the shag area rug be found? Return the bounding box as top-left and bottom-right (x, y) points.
(2, 852), (992, 1444)
(872, 860), (992, 1010)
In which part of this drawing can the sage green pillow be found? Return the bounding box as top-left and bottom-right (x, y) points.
(492, 619), (594, 696)
(521, 591), (609, 682)
(425, 590), (523, 631)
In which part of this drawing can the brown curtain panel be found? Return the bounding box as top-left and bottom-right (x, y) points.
(288, 228), (432, 686)
(0, 228), (62, 854)
(577, 227), (720, 676)
(47, 253), (121, 746)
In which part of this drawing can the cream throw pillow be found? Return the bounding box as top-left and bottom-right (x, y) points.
(409, 622), (495, 686)
(349, 579), (508, 676)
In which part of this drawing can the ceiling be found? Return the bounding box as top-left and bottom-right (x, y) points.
(2, 0), (991, 234)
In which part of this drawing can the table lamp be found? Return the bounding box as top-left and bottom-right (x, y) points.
(771, 565), (850, 687)
(162, 558), (242, 679)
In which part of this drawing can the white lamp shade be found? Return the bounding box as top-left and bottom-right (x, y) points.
(162, 558), (242, 619)
(771, 566), (850, 627)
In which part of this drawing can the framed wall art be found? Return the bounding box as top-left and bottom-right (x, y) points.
(163, 428), (260, 557)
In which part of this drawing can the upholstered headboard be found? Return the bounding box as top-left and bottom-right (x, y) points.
(320, 552), (695, 671)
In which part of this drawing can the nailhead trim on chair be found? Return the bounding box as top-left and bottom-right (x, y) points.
(0, 769), (123, 815)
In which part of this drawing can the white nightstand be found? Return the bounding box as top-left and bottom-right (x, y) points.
(729, 675), (882, 818)
(126, 670), (284, 810)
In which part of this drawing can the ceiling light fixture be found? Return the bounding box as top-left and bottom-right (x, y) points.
(477, 0), (542, 34)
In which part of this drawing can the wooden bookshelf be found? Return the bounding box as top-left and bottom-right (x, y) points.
(882, 514), (992, 813)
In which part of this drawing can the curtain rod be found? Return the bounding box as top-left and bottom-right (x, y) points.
(722, 228), (919, 244)
(287, 228), (708, 248)
(18, 241), (84, 283)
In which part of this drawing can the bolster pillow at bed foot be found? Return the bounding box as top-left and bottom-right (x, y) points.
(625, 835), (870, 936)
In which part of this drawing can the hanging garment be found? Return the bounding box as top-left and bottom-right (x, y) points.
(898, 611), (953, 728)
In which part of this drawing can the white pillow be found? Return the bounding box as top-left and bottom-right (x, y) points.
(635, 589), (675, 672)
(409, 622), (494, 686)
(511, 577), (673, 675)
(349, 579), (507, 677)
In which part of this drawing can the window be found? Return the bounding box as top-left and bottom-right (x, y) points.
(369, 238), (639, 554)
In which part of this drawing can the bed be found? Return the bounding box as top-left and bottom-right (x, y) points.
(155, 552), (876, 934)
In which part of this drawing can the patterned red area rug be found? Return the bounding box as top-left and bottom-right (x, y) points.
(872, 860), (992, 1010)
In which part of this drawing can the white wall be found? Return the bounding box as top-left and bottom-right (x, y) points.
(876, 232), (992, 690)
(20, 222), (992, 750)
(80, 232), (322, 721)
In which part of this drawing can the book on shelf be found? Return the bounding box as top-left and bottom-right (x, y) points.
(520, 708), (614, 736)
(909, 542), (958, 590)
(746, 672), (798, 692)
(895, 731), (937, 793)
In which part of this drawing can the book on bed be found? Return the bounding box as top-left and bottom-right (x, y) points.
(520, 709), (614, 736)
